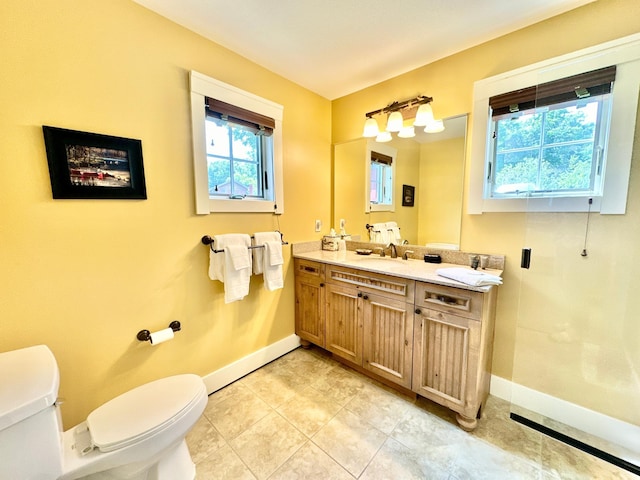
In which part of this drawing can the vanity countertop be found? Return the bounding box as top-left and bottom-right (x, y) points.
(293, 249), (502, 292)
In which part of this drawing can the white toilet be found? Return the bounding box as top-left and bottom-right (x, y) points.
(0, 345), (208, 480)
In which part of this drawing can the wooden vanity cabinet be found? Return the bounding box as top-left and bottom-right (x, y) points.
(412, 281), (497, 430)
(293, 257), (499, 430)
(294, 259), (326, 347)
(324, 265), (415, 389)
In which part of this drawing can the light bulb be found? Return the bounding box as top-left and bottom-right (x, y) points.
(413, 103), (434, 127)
(362, 117), (379, 137)
(386, 111), (404, 132)
(397, 126), (415, 138)
(424, 119), (445, 133)
(375, 131), (392, 142)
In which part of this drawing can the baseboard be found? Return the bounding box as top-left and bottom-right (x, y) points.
(490, 374), (640, 454)
(202, 334), (301, 394)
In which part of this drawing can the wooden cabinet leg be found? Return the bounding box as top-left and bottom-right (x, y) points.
(300, 339), (312, 349)
(455, 413), (478, 431)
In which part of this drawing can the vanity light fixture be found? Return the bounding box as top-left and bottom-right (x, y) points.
(362, 94), (444, 141)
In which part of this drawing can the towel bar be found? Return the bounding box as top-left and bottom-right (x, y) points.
(201, 232), (288, 253)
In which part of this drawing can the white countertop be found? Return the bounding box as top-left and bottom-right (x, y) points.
(293, 249), (503, 292)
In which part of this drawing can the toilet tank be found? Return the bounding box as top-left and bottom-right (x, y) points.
(0, 345), (64, 479)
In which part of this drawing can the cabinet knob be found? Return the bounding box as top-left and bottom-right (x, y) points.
(320, 283), (325, 287)
(357, 292), (363, 297)
(363, 294), (369, 300)
(415, 308), (422, 314)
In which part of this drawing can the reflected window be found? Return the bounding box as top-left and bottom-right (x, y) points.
(366, 142), (396, 212)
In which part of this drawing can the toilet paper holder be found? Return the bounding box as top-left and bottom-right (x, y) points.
(137, 321), (181, 342)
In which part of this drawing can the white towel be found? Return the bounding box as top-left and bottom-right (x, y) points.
(208, 234), (252, 303)
(370, 223), (389, 244)
(386, 222), (402, 244)
(436, 267), (503, 287)
(252, 231), (282, 274)
(263, 240), (284, 291)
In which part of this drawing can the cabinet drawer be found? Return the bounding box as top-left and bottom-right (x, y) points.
(294, 258), (325, 281)
(326, 265), (414, 303)
(415, 282), (482, 321)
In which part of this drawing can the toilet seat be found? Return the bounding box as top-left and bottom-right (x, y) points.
(86, 374), (206, 453)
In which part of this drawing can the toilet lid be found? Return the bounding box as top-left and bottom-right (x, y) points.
(86, 374), (205, 452)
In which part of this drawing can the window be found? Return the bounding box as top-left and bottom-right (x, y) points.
(369, 150), (393, 206)
(469, 33), (640, 214)
(487, 67), (614, 199)
(365, 141), (396, 212)
(205, 98), (273, 200)
(190, 71), (284, 214)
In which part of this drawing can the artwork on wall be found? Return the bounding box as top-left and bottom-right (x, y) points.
(402, 184), (415, 207)
(42, 126), (146, 199)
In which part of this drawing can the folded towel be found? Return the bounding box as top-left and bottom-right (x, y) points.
(263, 241), (284, 291)
(227, 244), (251, 270)
(265, 240), (283, 266)
(208, 234), (252, 303)
(386, 222), (402, 244)
(370, 223), (389, 245)
(436, 267), (503, 287)
(252, 231), (282, 274)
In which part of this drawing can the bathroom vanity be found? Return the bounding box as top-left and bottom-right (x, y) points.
(293, 245), (502, 430)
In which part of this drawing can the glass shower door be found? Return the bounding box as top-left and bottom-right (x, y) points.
(510, 203), (640, 474)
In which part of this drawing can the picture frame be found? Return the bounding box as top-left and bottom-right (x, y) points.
(42, 126), (147, 199)
(402, 184), (415, 207)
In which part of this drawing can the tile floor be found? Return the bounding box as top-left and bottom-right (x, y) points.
(186, 346), (637, 479)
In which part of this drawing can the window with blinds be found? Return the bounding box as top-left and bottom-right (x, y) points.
(205, 97), (275, 199)
(487, 66), (615, 199)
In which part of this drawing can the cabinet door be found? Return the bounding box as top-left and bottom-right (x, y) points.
(325, 283), (362, 365)
(295, 276), (325, 347)
(413, 309), (477, 409)
(362, 292), (414, 388)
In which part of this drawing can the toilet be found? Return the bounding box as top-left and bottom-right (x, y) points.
(0, 345), (208, 480)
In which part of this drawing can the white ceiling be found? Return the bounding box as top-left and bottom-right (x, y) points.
(133, 0), (595, 100)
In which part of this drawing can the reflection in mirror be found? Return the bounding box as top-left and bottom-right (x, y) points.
(332, 114), (467, 249)
(367, 142), (397, 212)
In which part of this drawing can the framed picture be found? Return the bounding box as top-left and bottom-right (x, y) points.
(42, 126), (146, 199)
(402, 184), (415, 207)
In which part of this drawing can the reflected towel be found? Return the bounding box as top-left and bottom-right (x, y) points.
(263, 241), (284, 291)
(370, 223), (389, 244)
(252, 231), (282, 274)
(436, 267), (502, 286)
(208, 234), (252, 303)
(386, 222), (402, 244)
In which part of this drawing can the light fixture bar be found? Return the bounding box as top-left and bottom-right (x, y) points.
(364, 95), (433, 118)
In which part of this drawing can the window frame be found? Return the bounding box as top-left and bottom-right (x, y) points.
(469, 33), (640, 214)
(190, 71), (284, 214)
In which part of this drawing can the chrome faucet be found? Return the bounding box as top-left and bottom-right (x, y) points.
(403, 250), (414, 260)
(389, 243), (397, 258)
(373, 247), (385, 257)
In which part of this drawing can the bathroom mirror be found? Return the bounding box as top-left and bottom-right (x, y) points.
(332, 114), (467, 248)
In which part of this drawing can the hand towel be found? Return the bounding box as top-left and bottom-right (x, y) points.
(263, 240), (284, 291)
(386, 221), (402, 244)
(208, 234), (252, 303)
(370, 223), (389, 245)
(436, 267), (503, 287)
(252, 231), (282, 274)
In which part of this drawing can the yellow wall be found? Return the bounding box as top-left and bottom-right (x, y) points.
(332, 0), (640, 424)
(418, 137), (465, 246)
(0, 0), (331, 427)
